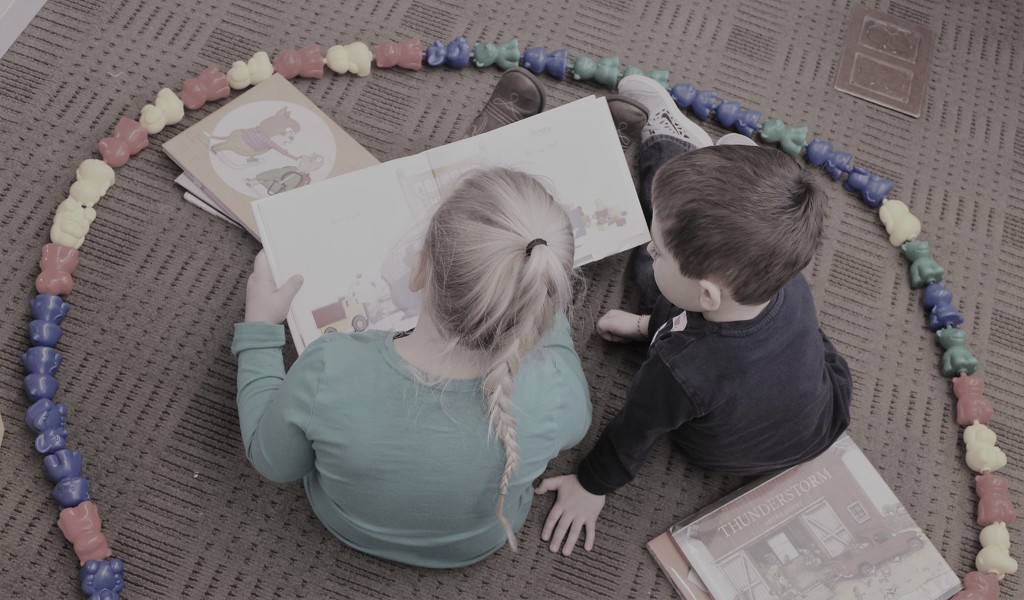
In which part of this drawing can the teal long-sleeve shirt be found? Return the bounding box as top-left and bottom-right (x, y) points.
(231, 314), (591, 568)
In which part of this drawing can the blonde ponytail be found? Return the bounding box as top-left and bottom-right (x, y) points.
(422, 168), (574, 549)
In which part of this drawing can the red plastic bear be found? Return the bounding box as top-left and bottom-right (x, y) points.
(35, 243), (79, 295)
(57, 500), (112, 565)
(950, 571), (999, 600)
(975, 472), (1018, 526)
(273, 44), (324, 79)
(179, 65), (231, 110)
(954, 374), (994, 426)
(97, 117), (148, 168)
(373, 38), (422, 70)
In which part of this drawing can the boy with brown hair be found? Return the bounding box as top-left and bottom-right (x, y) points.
(535, 75), (853, 556)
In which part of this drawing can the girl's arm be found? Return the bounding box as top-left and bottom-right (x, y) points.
(232, 322), (320, 482)
(232, 251), (313, 482)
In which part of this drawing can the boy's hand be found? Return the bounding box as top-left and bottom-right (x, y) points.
(244, 250), (304, 324)
(535, 474), (606, 555)
(597, 309), (648, 343)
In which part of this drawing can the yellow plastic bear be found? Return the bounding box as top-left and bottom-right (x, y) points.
(139, 104), (167, 135)
(878, 199), (921, 246)
(977, 522), (1018, 580)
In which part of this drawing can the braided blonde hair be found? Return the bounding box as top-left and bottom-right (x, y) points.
(422, 167), (574, 550)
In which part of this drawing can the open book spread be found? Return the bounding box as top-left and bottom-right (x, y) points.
(253, 96), (649, 353)
(666, 434), (961, 600)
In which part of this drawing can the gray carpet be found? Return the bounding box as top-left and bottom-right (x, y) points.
(1, 0), (1022, 598)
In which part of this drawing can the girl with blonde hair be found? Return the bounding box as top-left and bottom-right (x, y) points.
(233, 167), (591, 567)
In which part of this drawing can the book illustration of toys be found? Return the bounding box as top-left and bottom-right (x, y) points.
(311, 268), (417, 335)
(245, 153), (325, 195)
(206, 106), (303, 166)
(566, 199), (629, 239)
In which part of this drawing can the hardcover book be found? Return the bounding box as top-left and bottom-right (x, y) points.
(163, 73), (379, 238)
(252, 95), (650, 353)
(654, 434), (962, 600)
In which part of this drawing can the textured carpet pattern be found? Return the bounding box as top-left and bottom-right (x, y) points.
(1, 0), (1022, 598)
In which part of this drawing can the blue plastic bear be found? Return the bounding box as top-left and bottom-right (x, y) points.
(53, 475), (91, 509)
(44, 448), (83, 483)
(80, 558), (125, 600)
(843, 166), (894, 208)
(30, 293), (70, 323)
(26, 398), (67, 433)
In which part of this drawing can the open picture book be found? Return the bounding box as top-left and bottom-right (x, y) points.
(253, 95), (649, 353)
(650, 433), (962, 600)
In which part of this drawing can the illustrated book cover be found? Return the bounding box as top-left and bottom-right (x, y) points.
(163, 73), (379, 238)
(252, 95), (650, 353)
(660, 433), (962, 600)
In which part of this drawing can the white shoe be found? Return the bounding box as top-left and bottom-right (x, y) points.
(617, 75), (713, 148)
(716, 132), (758, 146)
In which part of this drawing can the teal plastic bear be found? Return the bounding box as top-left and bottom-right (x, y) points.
(473, 39), (520, 69)
(758, 119), (808, 158)
(936, 327), (978, 377)
(572, 55), (597, 81)
(593, 56), (620, 88)
(901, 239), (945, 288)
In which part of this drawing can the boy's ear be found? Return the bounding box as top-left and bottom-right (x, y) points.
(409, 250), (428, 292)
(698, 279), (722, 312)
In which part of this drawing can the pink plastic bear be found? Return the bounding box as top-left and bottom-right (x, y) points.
(179, 65), (231, 110)
(975, 472), (1018, 526)
(954, 374), (994, 426)
(950, 571), (999, 600)
(273, 44), (324, 79)
(374, 38), (422, 70)
(57, 500), (112, 565)
(97, 117), (148, 168)
(35, 243), (79, 295)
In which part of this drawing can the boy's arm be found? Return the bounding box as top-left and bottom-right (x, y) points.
(536, 355), (697, 555)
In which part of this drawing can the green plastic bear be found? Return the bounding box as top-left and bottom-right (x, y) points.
(936, 327), (978, 377)
(901, 239), (945, 289)
(622, 66), (670, 88)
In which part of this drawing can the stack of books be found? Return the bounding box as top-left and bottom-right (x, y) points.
(648, 433), (963, 600)
(163, 74), (379, 239)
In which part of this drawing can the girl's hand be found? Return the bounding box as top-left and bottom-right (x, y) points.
(244, 250), (304, 324)
(596, 309), (648, 343)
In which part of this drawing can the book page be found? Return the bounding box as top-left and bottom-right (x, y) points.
(254, 155), (435, 352)
(425, 97), (649, 267)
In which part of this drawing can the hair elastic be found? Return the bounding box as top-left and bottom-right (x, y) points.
(525, 238), (547, 256)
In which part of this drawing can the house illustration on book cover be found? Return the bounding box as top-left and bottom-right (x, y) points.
(671, 434), (960, 600)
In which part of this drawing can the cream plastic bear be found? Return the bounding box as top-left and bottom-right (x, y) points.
(326, 42), (372, 76)
(139, 104), (167, 134)
(51, 197), (97, 249)
(977, 522), (1018, 580)
(75, 159), (115, 195)
(879, 199), (921, 246)
(154, 88), (185, 125)
(227, 60), (252, 89)
(247, 51), (274, 84)
(965, 423), (1008, 473)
